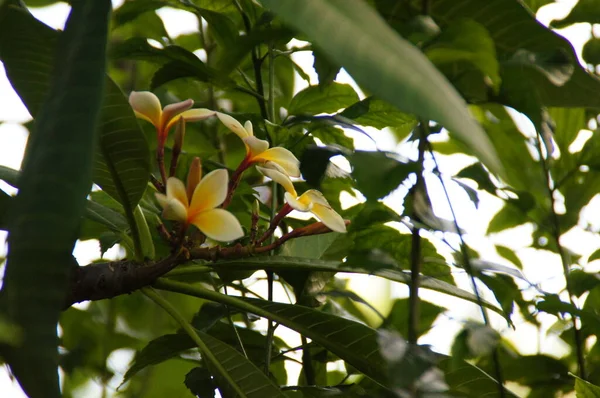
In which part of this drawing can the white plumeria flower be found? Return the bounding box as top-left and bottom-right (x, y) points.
(129, 91), (215, 145)
(257, 163), (346, 233)
(216, 112), (300, 177)
(155, 170), (244, 242)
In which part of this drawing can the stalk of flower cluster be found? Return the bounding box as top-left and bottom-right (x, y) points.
(222, 157), (251, 208)
(256, 203), (293, 245)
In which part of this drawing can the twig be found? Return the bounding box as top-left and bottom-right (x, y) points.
(426, 143), (506, 396)
(408, 121), (427, 345)
(534, 132), (586, 379)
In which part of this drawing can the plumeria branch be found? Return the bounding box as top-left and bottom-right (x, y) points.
(64, 221), (346, 308)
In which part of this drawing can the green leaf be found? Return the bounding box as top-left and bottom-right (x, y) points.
(184, 367), (216, 398)
(495, 245), (523, 270)
(0, 5), (151, 259)
(0, 165), (19, 187)
(1, 1), (110, 396)
(551, 0), (600, 28)
(261, 0), (503, 175)
(383, 298), (445, 339)
(590, 249), (600, 263)
(167, 256), (506, 317)
(425, 19), (500, 99)
(0, 7), (151, 209)
(583, 38), (600, 66)
(378, 0), (600, 110)
(313, 49), (341, 87)
(288, 83), (360, 115)
(155, 279), (516, 396)
(340, 97), (417, 139)
(575, 374), (600, 397)
(350, 151), (418, 200)
(0, 189), (12, 231)
(196, 331), (287, 398)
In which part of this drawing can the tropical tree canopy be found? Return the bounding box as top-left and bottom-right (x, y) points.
(3, 0), (600, 397)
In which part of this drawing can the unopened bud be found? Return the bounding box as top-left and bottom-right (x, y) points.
(169, 117), (186, 177)
(186, 157), (202, 200)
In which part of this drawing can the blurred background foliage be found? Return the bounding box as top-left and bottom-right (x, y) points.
(3, 0), (600, 397)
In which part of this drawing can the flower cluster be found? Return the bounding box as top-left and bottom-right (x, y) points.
(129, 91), (346, 245)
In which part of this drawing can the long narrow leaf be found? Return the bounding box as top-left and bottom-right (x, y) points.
(0, 4), (151, 257)
(143, 288), (286, 398)
(1, 1), (111, 396)
(155, 279), (517, 397)
(167, 256), (507, 319)
(260, 0), (502, 175)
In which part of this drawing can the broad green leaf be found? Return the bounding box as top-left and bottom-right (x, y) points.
(261, 0), (503, 175)
(112, 0), (166, 27)
(288, 83), (360, 115)
(378, 0), (600, 110)
(167, 256), (506, 317)
(196, 330), (287, 398)
(0, 165), (130, 235)
(590, 249), (600, 263)
(495, 245), (523, 270)
(470, 105), (543, 194)
(350, 151), (418, 200)
(340, 97), (417, 139)
(383, 298), (445, 339)
(1, 1), (110, 396)
(313, 49), (341, 87)
(583, 38), (600, 65)
(0, 5), (151, 259)
(347, 225), (453, 284)
(184, 367), (217, 398)
(568, 270), (600, 298)
(551, 0), (600, 28)
(425, 19), (500, 100)
(575, 374), (600, 397)
(279, 233), (341, 306)
(522, 0), (554, 12)
(0, 7), (151, 209)
(155, 279), (516, 396)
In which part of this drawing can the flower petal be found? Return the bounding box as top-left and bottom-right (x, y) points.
(166, 177), (189, 208)
(164, 108), (216, 133)
(190, 169), (228, 212)
(244, 120), (254, 136)
(161, 198), (188, 222)
(301, 189), (330, 206)
(257, 164), (297, 196)
(311, 203), (347, 233)
(189, 208), (244, 241)
(244, 136), (270, 157)
(285, 192), (312, 212)
(129, 91), (162, 127)
(161, 99), (194, 132)
(216, 112), (249, 139)
(155, 193), (168, 209)
(253, 147), (301, 177)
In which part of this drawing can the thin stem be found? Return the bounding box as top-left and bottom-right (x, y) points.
(408, 122), (427, 345)
(234, 0), (268, 120)
(257, 203), (293, 245)
(426, 143), (506, 396)
(142, 287), (246, 396)
(156, 145), (168, 188)
(534, 133), (586, 378)
(268, 42), (276, 122)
